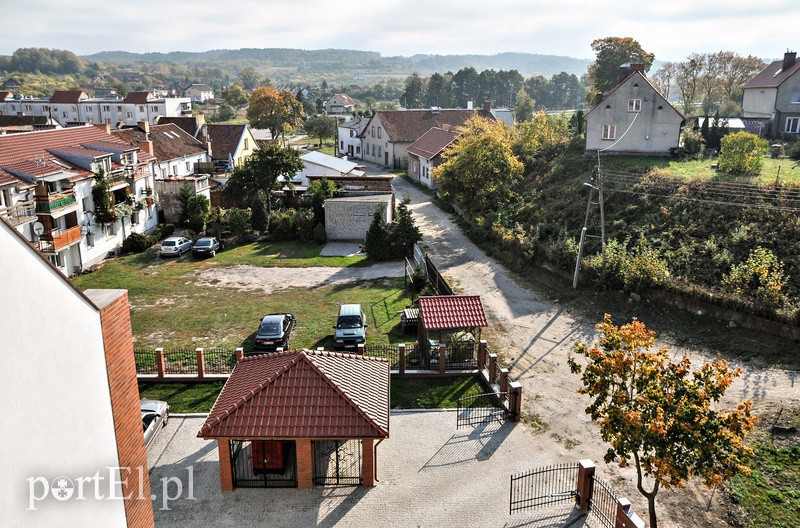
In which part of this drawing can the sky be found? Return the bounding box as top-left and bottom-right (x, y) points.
(0, 0), (797, 61)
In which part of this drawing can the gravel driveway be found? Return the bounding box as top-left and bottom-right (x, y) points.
(382, 165), (800, 527)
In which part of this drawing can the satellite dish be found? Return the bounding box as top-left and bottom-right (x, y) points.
(33, 222), (45, 236)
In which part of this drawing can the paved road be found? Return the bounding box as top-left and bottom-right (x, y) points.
(381, 165), (800, 527)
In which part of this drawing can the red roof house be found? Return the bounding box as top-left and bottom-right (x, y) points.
(198, 349), (389, 490)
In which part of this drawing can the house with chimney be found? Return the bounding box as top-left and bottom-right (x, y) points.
(206, 124), (258, 169)
(0, 125), (159, 275)
(324, 93), (357, 115)
(407, 126), (461, 188)
(742, 51), (800, 139)
(584, 64), (683, 155)
(183, 83), (215, 103)
(1, 219), (155, 528)
(360, 104), (495, 169)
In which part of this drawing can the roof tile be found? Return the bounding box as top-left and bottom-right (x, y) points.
(418, 295), (488, 330)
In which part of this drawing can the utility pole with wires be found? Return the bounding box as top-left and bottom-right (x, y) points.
(572, 166), (606, 289)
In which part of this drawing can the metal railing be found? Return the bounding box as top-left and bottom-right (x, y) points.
(589, 475), (618, 528)
(363, 345), (400, 368)
(445, 341), (478, 369)
(35, 190), (76, 213)
(134, 348), (158, 374)
(509, 464), (579, 514)
(0, 200), (37, 226)
(163, 349), (198, 375)
(204, 348), (238, 374)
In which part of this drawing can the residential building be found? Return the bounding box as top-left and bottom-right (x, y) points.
(490, 107), (515, 126)
(206, 124), (258, 169)
(113, 122), (212, 223)
(0, 114), (60, 133)
(360, 104), (494, 169)
(1, 77), (22, 90)
(325, 93), (357, 115)
(157, 115), (210, 146)
(1, 219), (154, 528)
(295, 151), (365, 187)
(696, 116), (747, 133)
(0, 90), (192, 129)
(742, 51), (800, 139)
(584, 65), (683, 155)
(0, 125), (159, 275)
(183, 83), (215, 103)
(407, 126), (461, 188)
(337, 116), (369, 158)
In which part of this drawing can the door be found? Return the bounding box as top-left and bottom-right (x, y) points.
(384, 151), (389, 167)
(251, 440), (286, 473)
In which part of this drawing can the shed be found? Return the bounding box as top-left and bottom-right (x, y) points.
(324, 194), (393, 241)
(198, 350), (390, 490)
(417, 295), (488, 367)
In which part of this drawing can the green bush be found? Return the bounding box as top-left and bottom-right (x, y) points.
(121, 232), (152, 253)
(187, 215), (205, 234)
(723, 247), (789, 311)
(788, 141), (800, 161)
(365, 207), (392, 261)
(544, 232), (579, 271)
(718, 132), (768, 175)
(292, 209), (316, 241)
(250, 192), (268, 233)
(591, 237), (669, 291)
(680, 127), (705, 158)
(227, 208), (250, 241)
(272, 213), (294, 240)
(313, 223), (327, 244)
(157, 223), (175, 239)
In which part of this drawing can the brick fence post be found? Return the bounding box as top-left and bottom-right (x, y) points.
(235, 347), (244, 362)
(362, 439), (375, 487)
(615, 498), (637, 528)
(508, 381), (522, 422)
(357, 343), (365, 355)
(576, 459), (596, 511)
(488, 353), (498, 384)
(155, 347), (165, 379)
(296, 439), (314, 490)
(196, 347), (205, 379)
(398, 343), (406, 375)
(478, 339), (487, 369)
(217, 439), (233, 491)
(439, 343), (447, 375)
(499, 367), (509, 400)
(276, 347), (284, 353)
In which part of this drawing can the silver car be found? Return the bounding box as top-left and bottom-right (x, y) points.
(159, 236), (192, 257)
(141, 399), (169, 449)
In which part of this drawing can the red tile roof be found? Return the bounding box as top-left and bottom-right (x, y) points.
(407, 127), (461, 160)
(371, 109), (494, 143)
(123, 91), (151, 104)
(198, 350), (390, 439)
(206, 124), (248, 161)
(332, 93), (356, 106)
(418, 295), (488, 330)
(744, 58), (800, 89)
(49, 90), (85, 104)
(113, 124), (207, 163)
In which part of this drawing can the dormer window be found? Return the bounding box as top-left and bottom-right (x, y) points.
(628, 99), (642, 112)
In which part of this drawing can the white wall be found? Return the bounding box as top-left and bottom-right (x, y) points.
(0, 220), (127, 528)
(338, 126), (363, 159)
(742, 88), (778, 118)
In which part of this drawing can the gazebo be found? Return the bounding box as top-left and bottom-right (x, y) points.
(417, 295), (488, 368)
(198, 350), (390, 490)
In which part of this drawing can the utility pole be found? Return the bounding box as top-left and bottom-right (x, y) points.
(573, 177), (596, 290)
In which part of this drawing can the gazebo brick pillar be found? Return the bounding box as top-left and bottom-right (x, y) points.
(362, 439), (375, 487)
(439, 343), (447, 375)
(217, 439), (234, 491)
(499, 367), (509, 400)
(398, 344), (406, 375)
(488, 353), (498, 384)
(235, 347), (244, 362)
(296, 439), (314, 489)
(478, 340), (487, 369)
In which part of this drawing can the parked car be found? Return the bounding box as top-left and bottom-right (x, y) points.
(141, 399), (169, 449)
(159, 236), (192, 257)
(333, 304), (367, 351)
(192, 237), (222, 258)
(253, 313), (296, 352)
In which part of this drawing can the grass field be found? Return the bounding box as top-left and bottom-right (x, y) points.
(729, 406), (800, 528)
(72, 241), (408, 350)
(138, 375), (488, 413)
(602, 155), (800, 185)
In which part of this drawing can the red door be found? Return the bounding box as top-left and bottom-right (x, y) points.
(252, 441), (285, 473)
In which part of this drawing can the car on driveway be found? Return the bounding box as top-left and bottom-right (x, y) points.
(253, 313), (296, 352)
(159, 236), (192, 257)
(141, 399), (169, 449)
(192, 237), (222, 258)
(334, 304), (367, 351)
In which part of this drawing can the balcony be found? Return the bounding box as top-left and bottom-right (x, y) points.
(33, 225), (82, 253)
(108, 171), (131, 190)
(35, 190), (78, 216)
(0, 200), (37, 227)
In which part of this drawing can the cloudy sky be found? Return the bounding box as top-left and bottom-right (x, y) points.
(0, 0), (796, 61)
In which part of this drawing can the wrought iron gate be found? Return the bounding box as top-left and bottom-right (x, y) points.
(230, 440), (297, 488)
(588, 475), (618, 528)
(509, 464), (579, 514)
(312, 440), (362, 486)
(456, 392), (508, 429)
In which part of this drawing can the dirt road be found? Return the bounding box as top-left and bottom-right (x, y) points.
(387, 168), (800, 527)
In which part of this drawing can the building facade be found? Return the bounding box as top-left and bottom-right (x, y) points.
(337, 116), (368, 158)
(584, 67), (683, 155)
(406, 126), (460, 189)
(742, 52), (800, 139)
(183, 84), (214, 103)
(324, 93), (356, 115)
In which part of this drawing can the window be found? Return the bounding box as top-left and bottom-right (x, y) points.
(602, 124), (616, 140)
(378, 146), (382, 157)
(85, 106), (92, 112)
(49, 253), (64, 268)
(185, 161), (190, 171)
(62, 111), (67, 118)
(244, 138), (249, 150)
(786, 117), (800, 134)
(378, 127), (382, 139)
(371, 126), (375, 137)
(103, 105), (110, 112)
(350, 130), (354, 137)
(340, 141), (344, 149)
(126, 112), (132, 118)
(628, 99), (642, 112)
(371, 144), (375, 156)
(356, 146), (360, 154)
(152, 106), (158, 112)
(117, 106), (122, 111)
(139, 105), (145, 112)
(791, 92), (800, 104)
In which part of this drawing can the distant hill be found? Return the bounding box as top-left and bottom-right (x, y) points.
(81, 48), (589, 78)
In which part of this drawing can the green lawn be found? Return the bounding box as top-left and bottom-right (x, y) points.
(72, 241), (408, 350)
(138, 375), (488, 413)
(601, 155), (799, 185)
(729, 407), (800, 527)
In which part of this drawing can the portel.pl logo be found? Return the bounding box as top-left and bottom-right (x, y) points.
(27, 466), (194, 511)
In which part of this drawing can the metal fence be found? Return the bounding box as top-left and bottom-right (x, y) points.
(204, 348), (238, 374)
(134, 348), (158, 374)
(445, 341), (478, 369)
(589, 475), (618, 528)
(509, 464), (579, 514)
(163, 349), (198, 375)
(363, 345), (400, 368)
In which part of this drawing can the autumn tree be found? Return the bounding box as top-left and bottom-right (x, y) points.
(303, 115), (337, 147)
(221, 84), (248, 109)
(514, 88), (535, 122)
(675, 55), (703, 115)
(718, 131), (768, 175)
(568, 315), (756, 528)
(247, 87), (305, 144)
(587, 37), (655, 93)
(223, 145), (303, 210)
(436, 116), (523, 213)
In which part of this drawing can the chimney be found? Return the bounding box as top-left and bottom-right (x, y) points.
(138, 120), (150, 135)
(629, 63), (646, 74)
(483, 100), (491, 112)
(783, 51), (797, 70)
(141, 139), (154, 156)
(619, 66), (630, 83)
(94, 123), (111, 134)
